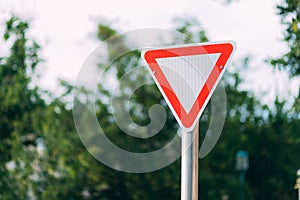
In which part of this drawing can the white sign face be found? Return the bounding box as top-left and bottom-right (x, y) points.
(142, 41), (236, 132)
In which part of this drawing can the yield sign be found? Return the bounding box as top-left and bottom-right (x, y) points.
(142, 41), (236, 132)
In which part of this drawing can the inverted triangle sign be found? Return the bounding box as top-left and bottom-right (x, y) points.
(142, 41), (236, 132)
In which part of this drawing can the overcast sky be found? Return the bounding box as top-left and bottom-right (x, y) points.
(0, 0), (299, 105)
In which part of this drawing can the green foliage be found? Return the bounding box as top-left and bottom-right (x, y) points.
(271, 0), (300, 77)
(97, 24), (117, 41)
(0, 16), (45, 199)
(174, 17), (209, 43)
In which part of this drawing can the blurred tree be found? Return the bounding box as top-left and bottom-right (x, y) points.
(271, 0), (300, 77)
(0, 17), (45, 199)
(271, 0), (300, 115)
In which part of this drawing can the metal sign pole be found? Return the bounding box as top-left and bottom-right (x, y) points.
(181, 122), (199, 200)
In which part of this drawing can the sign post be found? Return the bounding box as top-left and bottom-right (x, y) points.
(142, 41), (236, 200)
(181, 122), (199, 200)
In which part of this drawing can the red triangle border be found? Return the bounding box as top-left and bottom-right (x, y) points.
(142, 41), (236, 132)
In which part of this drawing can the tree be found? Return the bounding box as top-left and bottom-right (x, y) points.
(271, 0), (300, 77)
(0, 16), (45, 199)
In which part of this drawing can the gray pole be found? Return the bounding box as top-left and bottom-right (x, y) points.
(181, 122), (199, 200)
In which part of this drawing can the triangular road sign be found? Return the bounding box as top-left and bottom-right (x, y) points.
(142, 41), (236, 132)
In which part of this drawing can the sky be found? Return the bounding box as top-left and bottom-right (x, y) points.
(0, 0), (299, 106)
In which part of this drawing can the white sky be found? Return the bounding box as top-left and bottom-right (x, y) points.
(0, 0), (299, 106)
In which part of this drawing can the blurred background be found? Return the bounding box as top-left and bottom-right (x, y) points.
(0, 0), (300, 199)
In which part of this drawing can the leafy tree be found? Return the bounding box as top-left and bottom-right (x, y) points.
(272, 0), (300, 113)
(0, 16), (45, 199)
(271, 0), (300, 77)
